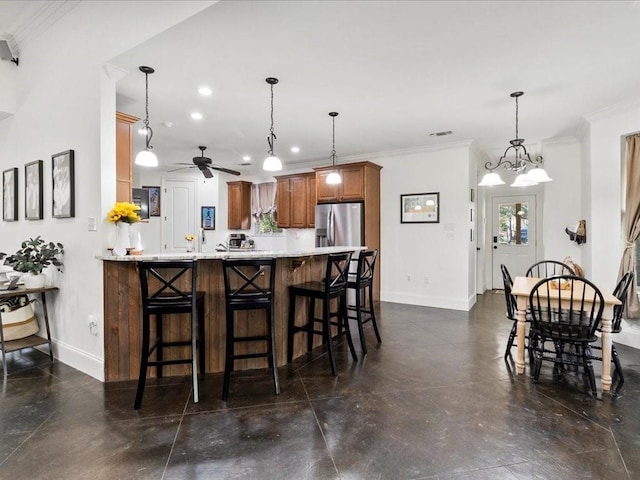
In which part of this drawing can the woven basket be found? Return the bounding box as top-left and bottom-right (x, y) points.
(1, 298), (38, 341)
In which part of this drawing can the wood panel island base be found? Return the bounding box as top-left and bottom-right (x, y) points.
(101, 247), (363, 382)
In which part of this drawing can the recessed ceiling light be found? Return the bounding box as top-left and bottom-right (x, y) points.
(163, 121), (173, 128)
(198, 86), (212, 96)
(242, 156), (251, 162)
(191, 112), (203, 120)
(290, 146), (300, 153)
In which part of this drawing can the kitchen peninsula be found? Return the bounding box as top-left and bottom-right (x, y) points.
(100, 246), (363, 381)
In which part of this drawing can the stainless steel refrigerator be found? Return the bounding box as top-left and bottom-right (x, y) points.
(315, 202), (364, 247)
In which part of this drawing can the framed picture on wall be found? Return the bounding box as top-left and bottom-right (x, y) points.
(143, 185), (161, 216)
(400, 192), (439, 224)
(52, 149), (75, 218)
(201, 206), (215, 230)
(25, 160), (43, 220)
(3, 168), (18, 221)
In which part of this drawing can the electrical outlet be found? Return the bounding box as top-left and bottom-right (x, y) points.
(424, 276), (429, 284)
(88, 314), (98, 336)
(407, 275), (411, 282)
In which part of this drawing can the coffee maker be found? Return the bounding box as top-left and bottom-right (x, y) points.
(229, 233), (245, 249)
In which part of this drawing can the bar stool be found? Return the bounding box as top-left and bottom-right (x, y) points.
(346, 249), (381, 355)
(135, 260), (205, 409)
(221, 257), (279, 400)
(287, 251), (357, 375)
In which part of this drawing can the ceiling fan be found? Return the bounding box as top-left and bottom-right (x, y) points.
(169, 146), (241, 178)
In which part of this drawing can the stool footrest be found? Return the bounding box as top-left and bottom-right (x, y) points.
(147, 358), (193, 367)
(230, 352), (272, 361)
(232, 335), (270, 343)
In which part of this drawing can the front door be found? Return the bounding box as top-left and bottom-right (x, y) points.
(491, 195), (536, 288)
(162, 179), (196, 252)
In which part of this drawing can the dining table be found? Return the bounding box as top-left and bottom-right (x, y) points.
(510, 276), (621, 392)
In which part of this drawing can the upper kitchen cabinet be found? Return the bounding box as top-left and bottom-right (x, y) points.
(314, 162), (381, 203)
(275, 172), (316, 228)
(227, 181), (252, 230)
(115, 112), (139, 202)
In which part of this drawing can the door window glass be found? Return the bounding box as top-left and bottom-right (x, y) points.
(498, 202), (529, 245)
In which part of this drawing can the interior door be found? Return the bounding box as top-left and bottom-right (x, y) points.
(491, 195), (536, 288)
(162, 179), (196, 252)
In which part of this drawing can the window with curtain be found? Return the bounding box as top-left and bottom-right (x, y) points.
(251, 182), (278, 233)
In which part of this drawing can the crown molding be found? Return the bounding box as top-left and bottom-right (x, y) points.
(584, 96), (640, 123)
(5, 1), (80, 49)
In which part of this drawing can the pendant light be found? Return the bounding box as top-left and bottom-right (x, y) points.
(478, 91), (552, 187)
(135, 66), (158, 167)
(263, 77), (282, 171)
(326, 112), (342, 185)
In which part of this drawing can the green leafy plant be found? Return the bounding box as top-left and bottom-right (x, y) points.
(1, 236), (64, 275)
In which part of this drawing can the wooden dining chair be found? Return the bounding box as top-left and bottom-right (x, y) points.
(589, 271), (634, 382)
(528, 275), (604, 396)
(525, 260), (575, 278)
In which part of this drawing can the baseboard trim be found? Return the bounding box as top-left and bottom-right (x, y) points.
(381, 291), (471, 311)
(50, 339), (104, 381)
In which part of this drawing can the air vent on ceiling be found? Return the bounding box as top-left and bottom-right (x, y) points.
(429, 130), (453, 137)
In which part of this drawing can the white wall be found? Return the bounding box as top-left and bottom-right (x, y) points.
(0, 1), (216, 380)
(368, 143), (475, 311)
(584, 100), (640, 348)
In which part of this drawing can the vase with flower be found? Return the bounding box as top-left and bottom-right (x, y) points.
(106, 202), (141, 255)
(185, 233), (195, 253)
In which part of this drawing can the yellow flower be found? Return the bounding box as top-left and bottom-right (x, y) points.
(185, 234), (195, 241)
(106, 202), (141, 224)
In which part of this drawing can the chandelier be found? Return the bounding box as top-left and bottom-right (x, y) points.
(478, 91), (552, 187)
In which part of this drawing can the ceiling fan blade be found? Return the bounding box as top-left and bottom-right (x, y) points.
(210, 165), (241, 176)
(168, 165), (194, 172)
(174, 162), (194, 166)
(198, 164), (214, 178)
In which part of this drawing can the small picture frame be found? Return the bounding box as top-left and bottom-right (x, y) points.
(201, 206), (215, 230)
(52, 150), (75, 218)
(143, 185), (161, 216)
(3, 168), (18, 221)
(400, 192), (439, 224)
(25, 160), (43, 220)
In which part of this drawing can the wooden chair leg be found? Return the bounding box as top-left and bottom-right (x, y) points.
(368, 284), (382, 344)
(354, 287), (367, 355)
(323, 299), (337, 376)
(222, 310), (234, 400)
(267, 306), (280, 395)
(287, 291), (296, 364)
(341, 295), (357, 362)
(134, 316), (151, 409)
(155, 313), (163, 378)
(612, 345), (624, 382)
(191, 310), (199, 404)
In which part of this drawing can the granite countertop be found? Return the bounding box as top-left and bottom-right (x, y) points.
(97, 246), (365, 261)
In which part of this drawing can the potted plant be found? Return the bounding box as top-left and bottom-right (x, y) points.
(1, 236), (64, 288)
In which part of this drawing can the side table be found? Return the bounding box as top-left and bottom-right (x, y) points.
(0, 286), (59, 377)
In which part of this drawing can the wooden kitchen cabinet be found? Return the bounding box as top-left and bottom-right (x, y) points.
(227, 181), (252, 230)
(315, 163), (371, 203)
(115, 112), (139, 202)
(275, 172), (316, 228)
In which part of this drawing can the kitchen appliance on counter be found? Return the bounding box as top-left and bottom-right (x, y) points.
(229, 233), (246, 249)
(315, 203), (364, 248)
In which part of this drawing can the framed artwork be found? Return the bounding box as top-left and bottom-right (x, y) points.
(143, 185), (161, 216)
(3, 168), (18, 221)
(25, 160), (43, 220)
(400, 192), (439, 224)
(52, 150), (75, 218)
(201, 206), (215, 230)
(132, 187), (150, 220)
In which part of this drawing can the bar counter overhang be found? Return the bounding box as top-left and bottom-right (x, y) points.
(99, 247), (364, 382)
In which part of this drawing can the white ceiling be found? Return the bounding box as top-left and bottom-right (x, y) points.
(4, 1), (640, 177)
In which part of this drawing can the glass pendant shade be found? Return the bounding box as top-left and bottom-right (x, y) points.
(478, 172), (505, 186)
(526, 166), (552, 183)
(511, 173), (538, 187)
(263, 155), (282, 171)
(326, 171), (342, 184)
(135, 149), (158, 167)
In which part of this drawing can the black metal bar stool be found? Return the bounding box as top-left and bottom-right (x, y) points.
(346, 249), (380, 355)
(135, 260), (205, 409)
(221, 257), (279, 400)
(287, 251), (357, 375)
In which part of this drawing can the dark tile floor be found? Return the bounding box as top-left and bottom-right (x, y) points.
(1, 292), (639, 479)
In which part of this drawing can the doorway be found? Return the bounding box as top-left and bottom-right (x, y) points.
(162, 179), (197, 252)
(491, 195), (536, 288)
